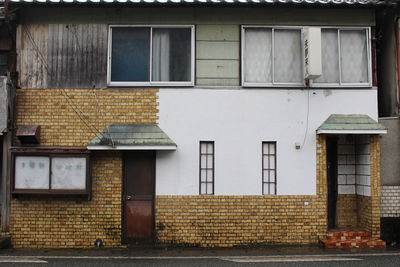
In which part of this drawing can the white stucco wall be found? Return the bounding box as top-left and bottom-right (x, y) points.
(156, 88), (378, 196)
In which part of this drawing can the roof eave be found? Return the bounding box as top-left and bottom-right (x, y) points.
(317, 129), (387, 134)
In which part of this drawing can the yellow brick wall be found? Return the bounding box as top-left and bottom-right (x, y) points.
(357, 195), (372, 232)
(155, 195), (327, 247)
(15, 89), (158, 146)
(369, 135), (381, 238)
(337, 194), (358, 228)
(10, 88), (158, 248)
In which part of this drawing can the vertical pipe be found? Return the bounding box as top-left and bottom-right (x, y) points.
(396, 17), (400, 114)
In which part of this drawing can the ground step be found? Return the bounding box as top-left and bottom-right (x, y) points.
(321, 228), (386, 249)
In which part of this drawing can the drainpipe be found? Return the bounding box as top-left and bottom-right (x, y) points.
(396, 17), (400, 115)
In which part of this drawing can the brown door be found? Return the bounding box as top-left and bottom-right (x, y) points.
(123, 151), (155, 243)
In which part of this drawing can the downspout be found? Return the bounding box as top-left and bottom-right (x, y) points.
(396, 17), (400, 115)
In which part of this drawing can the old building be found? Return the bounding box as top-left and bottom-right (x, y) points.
(1, 0), (392, 248)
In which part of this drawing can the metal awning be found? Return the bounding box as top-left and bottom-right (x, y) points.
(317, 114), (387, 135)
(87, 124), (177, 150)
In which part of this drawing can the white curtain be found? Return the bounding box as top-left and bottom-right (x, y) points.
(244, 29), (272, 83)
(274, 29), (302, 84)
(340, 30), (368, 84)
(152, 30), (170, 82)
(314, 29), (340, 84)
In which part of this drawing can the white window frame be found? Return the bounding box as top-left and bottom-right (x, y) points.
(241, 26), (372, 88)
(107, 25), (195, 87)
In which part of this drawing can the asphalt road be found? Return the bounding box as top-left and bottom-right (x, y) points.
(0, 252), (400, 266)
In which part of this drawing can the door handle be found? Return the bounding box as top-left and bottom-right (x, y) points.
(126, 195), (132, 200)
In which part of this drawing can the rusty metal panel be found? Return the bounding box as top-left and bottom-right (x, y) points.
(125, 200), (153, 239)
(47, 24), (108, 89)
(17, 24), (48, 89)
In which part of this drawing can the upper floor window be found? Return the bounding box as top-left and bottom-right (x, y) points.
(241, 26), (371, 87)
(108, 25), (194, 87)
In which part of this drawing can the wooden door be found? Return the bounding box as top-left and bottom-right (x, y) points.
(123, 151), (155, 243)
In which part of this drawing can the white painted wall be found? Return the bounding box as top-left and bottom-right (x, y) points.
(156, 88), (378, 196)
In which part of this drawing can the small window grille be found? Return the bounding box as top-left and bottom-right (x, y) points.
(262, 142), (277, 195)
(199, 141), (214, 195)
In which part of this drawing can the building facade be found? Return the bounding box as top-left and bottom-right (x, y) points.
(2, 0), (391, 248)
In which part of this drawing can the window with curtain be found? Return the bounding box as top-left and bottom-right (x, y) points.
(242, 26), (371, 87)
(109, 26), (193, 86)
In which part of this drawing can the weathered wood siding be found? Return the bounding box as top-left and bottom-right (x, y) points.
(17, 7), (375, 88)
(17, 24), (48, 89)
(17, 24), (107, 89)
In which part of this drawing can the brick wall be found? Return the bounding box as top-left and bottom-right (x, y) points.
(155, 195), (327, 247)
(357, 195), (372, 232)
(337, 194), (357, 228)
(381, 186), (400, 217)
(15, 89), (158, 146)
(10, 88), (158, 248)
(369, 135), (381, 238)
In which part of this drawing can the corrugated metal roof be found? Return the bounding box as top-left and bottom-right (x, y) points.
(317, 114), (387, 134)
(87, 124), (177, 150)
(4, 0), (387, 5)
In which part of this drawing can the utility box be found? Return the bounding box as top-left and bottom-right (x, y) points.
(303, 27), (322, 80)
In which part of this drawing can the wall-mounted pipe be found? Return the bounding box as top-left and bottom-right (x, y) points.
(397, 17), (400, 115)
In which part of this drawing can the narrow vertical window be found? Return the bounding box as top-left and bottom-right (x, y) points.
(199, 141), (214, 195)
(262, 142), (277, 195)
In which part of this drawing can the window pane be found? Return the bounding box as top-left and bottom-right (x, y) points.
(263, 157), (269, 169)
(200, 183), (206, 194)
(269, 170), (276, 183)
(274, 29), (302, 83)
(152, 28), (191, 82)
(207, 142), (213, 153)
(263, 170), (269, 183)
(200, 155), (207, 168)
(200, 143), (207, 153)
(314, 29), (340, 83)
(111, 27), (150, 82)
(270, 185), (276, 195)
(207, 183), (213, 195)
(269, 143), (275, 154)
(263, 183), (269, 195)
(15, 156), (50, 189)
(200, 170), (207, 182)
(207, 170), (213, 182)
(51, 157), (86, 190)
(340, 30), (368, 83)
(207, 155), (213, 168)
(269, 155), (276, 169)
(244, 28), (272, 83)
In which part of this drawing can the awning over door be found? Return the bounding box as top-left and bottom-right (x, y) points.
(317, 114), (387, 135)
(87, 124), (177, 150)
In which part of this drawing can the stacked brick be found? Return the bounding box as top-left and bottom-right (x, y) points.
(321, 228), (385, 248)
